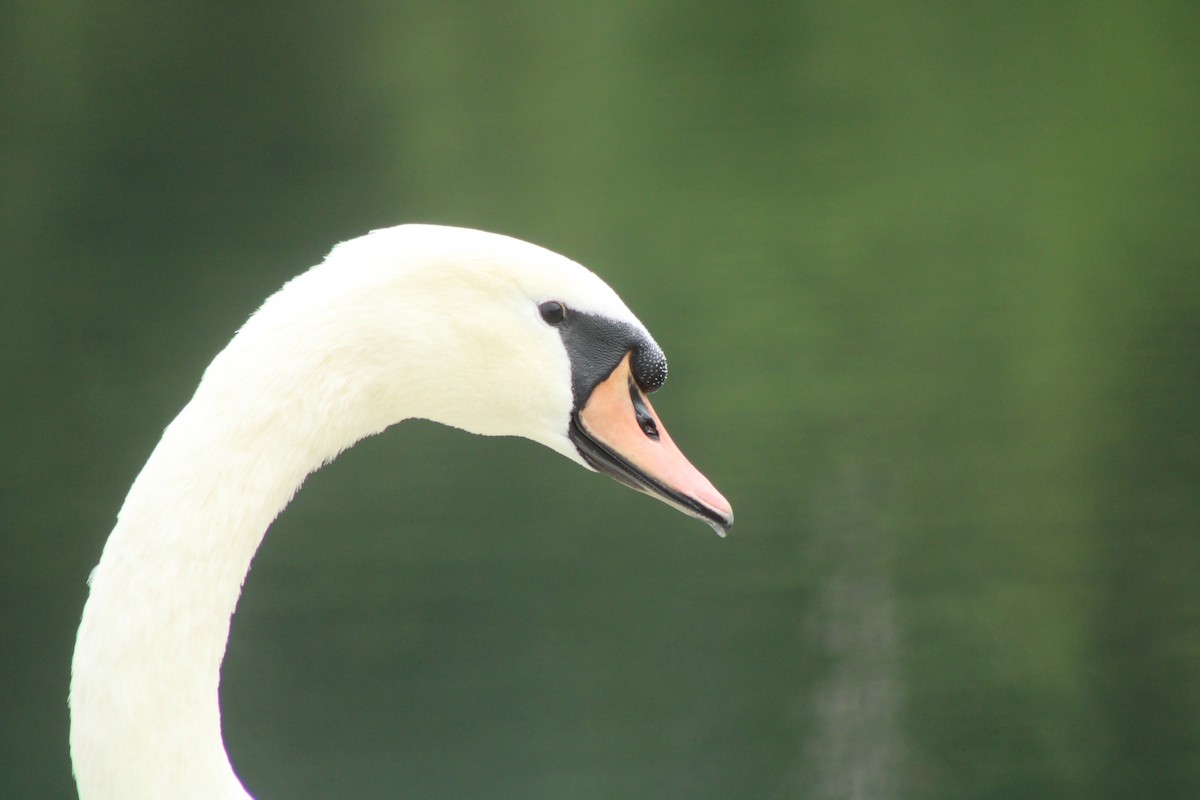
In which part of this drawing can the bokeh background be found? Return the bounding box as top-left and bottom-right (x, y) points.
(3, 2), (1198, 798)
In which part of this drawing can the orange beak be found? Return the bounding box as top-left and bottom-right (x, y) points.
(568, 353), (733, 536)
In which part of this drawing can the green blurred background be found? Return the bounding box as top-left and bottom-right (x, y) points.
(3, 2), (1198, 798)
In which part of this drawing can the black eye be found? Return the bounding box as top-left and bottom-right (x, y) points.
(539, 301), (566, 325)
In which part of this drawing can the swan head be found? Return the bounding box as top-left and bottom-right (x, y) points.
(312, 224), (733, 535)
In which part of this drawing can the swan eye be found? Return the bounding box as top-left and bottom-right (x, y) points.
(539, 301), (567, 325)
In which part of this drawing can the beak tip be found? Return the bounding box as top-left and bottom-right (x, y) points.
(707, 509), (733, 538)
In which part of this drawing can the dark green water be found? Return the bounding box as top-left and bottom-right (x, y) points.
(3, 2), (1197, 798)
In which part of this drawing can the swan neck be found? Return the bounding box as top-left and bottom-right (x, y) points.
(70, 277), (389, 800)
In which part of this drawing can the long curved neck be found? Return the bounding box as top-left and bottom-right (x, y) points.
(69, 266), (408, 800)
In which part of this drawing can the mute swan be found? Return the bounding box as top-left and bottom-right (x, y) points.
(70, 224), (732, 800)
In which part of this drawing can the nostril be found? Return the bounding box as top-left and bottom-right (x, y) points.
(637, 411), (659, 440)
(628, 379), (661, 441)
